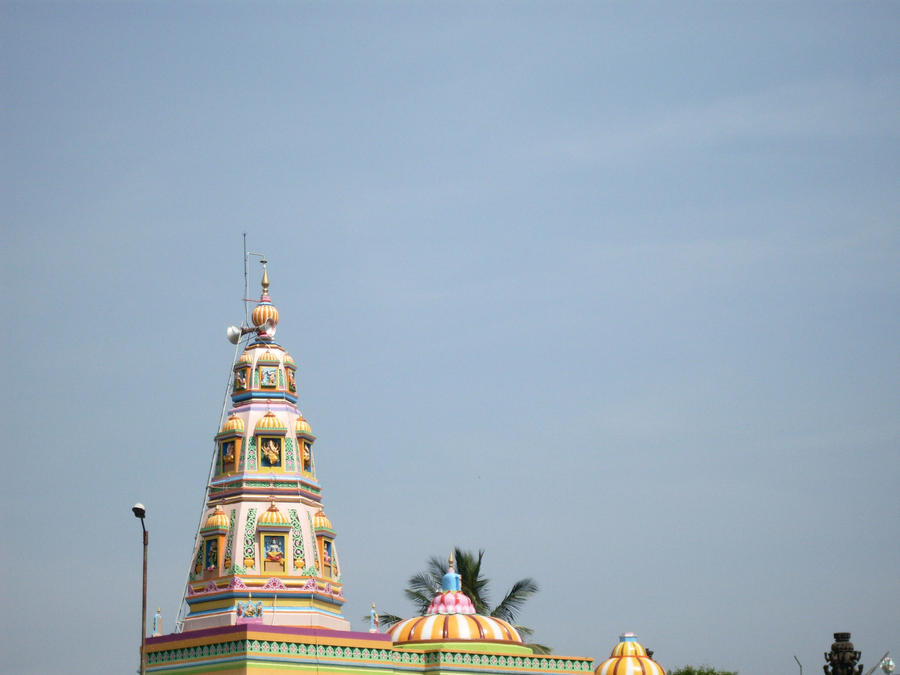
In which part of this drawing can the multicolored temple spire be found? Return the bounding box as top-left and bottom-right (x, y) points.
(180, 266), (349, 632)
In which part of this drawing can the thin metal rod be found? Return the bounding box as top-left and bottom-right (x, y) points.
(175, 239), (252, 632)
(140, 521), (148, 675)
(174, 332), (244, 632)
(863, 652), (891, 675)
(243, 233), (249, 327)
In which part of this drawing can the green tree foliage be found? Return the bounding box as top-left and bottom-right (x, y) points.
(670, 666), (738, 675)
(372, 547), (551, 654)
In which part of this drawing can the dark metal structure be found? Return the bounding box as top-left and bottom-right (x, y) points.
(824, 632), (863, 675)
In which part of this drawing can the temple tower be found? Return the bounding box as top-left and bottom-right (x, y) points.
(181, 266), (349, 632)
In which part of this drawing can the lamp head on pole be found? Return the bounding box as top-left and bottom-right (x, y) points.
(132, 503), (146, 519)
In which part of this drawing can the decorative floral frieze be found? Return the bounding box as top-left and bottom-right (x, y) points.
(242, 508), (258, 568)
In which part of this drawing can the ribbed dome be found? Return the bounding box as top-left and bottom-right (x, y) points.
(252, 302), (279, 329)
(595, 633), (665, 675)
(221, 415), (244, 433)
(391, 613), (522, 645)
(296, 416), (312, 435)
(258, 503), (289, 526)
(283, 353), (295, 366)
(313, 509), (333, 531)
(257, 350), (280, 364)
(254, 412), (286, 432)
(204, 506), (229, 530)
(238, 350), (254, 364)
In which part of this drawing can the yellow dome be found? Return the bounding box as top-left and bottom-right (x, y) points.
(313, 509), (333, 531)
(238, 350), (254, 364)
(283, 353), (295, 366)
(255, 412), (286, 433)
(203, 506), (229, 530)
(257, 350), (280, 364)
(595, 634), (665, 675)
(252, 302), (279, 329)
(257, 503), (289, 526)
(390, 614), (522, 645)
(296, 416), (312, 435)
(221, 415), (244, 433)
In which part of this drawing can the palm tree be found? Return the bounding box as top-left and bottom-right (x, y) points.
(374, 548), (551, 654)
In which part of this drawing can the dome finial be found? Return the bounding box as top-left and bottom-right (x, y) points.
(251, 260), (279, 335)
(441, 551), (462, 593)
(261, 259), (270, 296)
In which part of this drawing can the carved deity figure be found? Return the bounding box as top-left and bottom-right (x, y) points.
(222, 442), (235, 466)
(260, 368), (277, 387)
(233, 370), (247, 390)
(369, 603), (379, 633)
(206, 540), (218, 571)
(261, 439), (280, 465)
(265, 537), (284, 562)
(301, 442), (312, 472)
(237, 599), (263, 618)
(152, 608), (162, 636)
(824, 632), (863, 675)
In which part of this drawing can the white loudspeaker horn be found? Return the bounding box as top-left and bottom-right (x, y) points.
(226, 325), (244, 345)
(260, 318), (277, 339)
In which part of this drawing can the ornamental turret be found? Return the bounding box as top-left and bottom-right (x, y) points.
(181, 266), (349, 632)
(595, 633), (665, 675)
(390, 553), (524, 646)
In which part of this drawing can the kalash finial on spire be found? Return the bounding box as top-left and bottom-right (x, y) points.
(432, 550), (467, 608)
(261, 262), (270, 297)
(251, 260), (279, 339)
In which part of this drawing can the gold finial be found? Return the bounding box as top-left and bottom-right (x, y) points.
(261, 259), (270, 294)
(448, 551), (455, 571)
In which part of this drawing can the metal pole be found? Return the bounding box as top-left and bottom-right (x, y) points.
(794, 655), (802, 675)
(141, 520), (148, 675)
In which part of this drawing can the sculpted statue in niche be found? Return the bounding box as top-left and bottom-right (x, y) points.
(287, 368), (296, 392)
(260, 367), (278, 388)
(264, 535), (285, 572)
(233, 369), (247, 391)
(301, 441), (312, 472)
(205, 539), (218, 571)
(221, 441), (235, 470)
(260, 438), (282, 467)
(265, 536), (284, 563)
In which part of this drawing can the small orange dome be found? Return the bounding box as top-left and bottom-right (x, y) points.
(258, 503), (289, 526)
(313, 509), (333, 531)
(296, 416), (312, 435)
(254, 412), (286, 433)
(221, 415), (244, 433)
(257, 350), (280, 364)
(204, 506), (229, 530)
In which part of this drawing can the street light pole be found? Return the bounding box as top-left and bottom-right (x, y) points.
(133, 503), (148, 675)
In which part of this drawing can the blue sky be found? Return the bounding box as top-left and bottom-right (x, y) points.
(1, 3), (898, 673)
